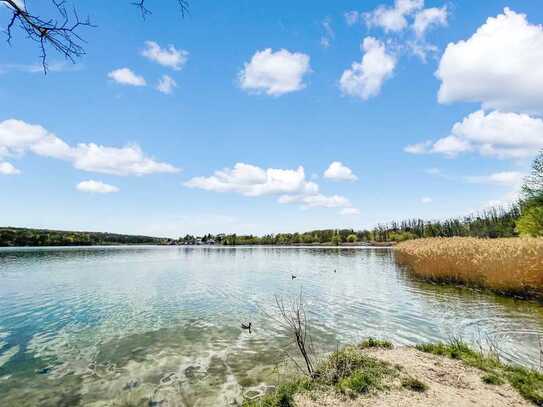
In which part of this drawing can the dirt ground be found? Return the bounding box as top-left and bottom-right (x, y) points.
(295, 347), (530, 407)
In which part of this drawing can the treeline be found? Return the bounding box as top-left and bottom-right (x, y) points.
(0, 227), (169, 247)
(178, 206), (521, 246)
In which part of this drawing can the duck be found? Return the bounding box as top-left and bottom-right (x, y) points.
(291, 274), (297, 280)
(241, 322), (252, 334)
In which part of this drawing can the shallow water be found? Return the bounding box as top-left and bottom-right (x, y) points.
(0, 245), (541, 406)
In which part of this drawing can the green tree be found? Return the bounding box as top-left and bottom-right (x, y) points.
(346, 234), (357, 243)
(331, 234), (341, 246)
(522, 150), (543, 203)
(517, 206), (543, 237)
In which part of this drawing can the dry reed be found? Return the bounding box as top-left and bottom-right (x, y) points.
(394, 237), (543, 297)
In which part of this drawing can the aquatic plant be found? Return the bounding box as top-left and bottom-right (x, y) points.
(395, 237), (543, 297)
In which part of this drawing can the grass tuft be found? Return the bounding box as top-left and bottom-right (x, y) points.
(359, 337), (393, 350)
(401, 377), (428, 392)
(482, 373), (505, 385)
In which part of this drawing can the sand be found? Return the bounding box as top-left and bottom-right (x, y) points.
(295, 346), (530, 407)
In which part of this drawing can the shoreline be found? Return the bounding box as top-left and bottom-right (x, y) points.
(244, 340), (543, 406)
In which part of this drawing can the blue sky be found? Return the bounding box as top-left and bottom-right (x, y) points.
(1, 0), (542, 237)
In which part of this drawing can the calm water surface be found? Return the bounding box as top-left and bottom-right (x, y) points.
(0, 246), (541, 406)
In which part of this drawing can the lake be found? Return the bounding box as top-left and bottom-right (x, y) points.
(0, 245), (541, 406)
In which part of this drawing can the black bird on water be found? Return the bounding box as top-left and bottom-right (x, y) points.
(291, 274), (297, 280)
(334, 269), (337, 273)
(241, 322), (252, 334)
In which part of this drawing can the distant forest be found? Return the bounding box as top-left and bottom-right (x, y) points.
(0, 227), (169, 247)
(179, 205), (522, 246)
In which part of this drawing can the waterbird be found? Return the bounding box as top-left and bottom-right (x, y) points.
(241, 322), (252, 334)
(334, 269), (336, 273)
(291, 274), (297, 280)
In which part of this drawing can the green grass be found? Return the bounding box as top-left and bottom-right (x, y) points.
(482, 373), (505, 385)
(401, 377), (428, 392)
(416, 340), (543, 405)
(359, 337), (393, 350)
(242, 344), (398, 406)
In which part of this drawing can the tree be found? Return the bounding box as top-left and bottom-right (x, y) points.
(346, 234), (357, 243)
(1, 0), (188, 73)
(517, 206), (543, 237)
(516, 150), (543, 237)
(522, 149), (543, 206)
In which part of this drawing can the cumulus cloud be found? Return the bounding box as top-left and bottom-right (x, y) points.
(465, 171), (525, 187)
(107, 68), (146, 86)
(420, 196), (432, 204)
(340, 37), (396, 100)
(405, 110), (543, 159)
(0, 161), (20, 175)
(184, 162), (355, 211)
(323, 161), (358, 181)
(239, 49), (311, 96)
(413, 6), (448, 37)
(76, 180), (119, 194)
(184, 163), (318, 197)
(364, 0), (423, 32)
(437, 8), (543, 115)
(156, 75), (177, 94)
(0, 119), (179, 176)
(141, 41), (188, 70)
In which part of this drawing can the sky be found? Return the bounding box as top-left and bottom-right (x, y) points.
(0, 0), (542, 237)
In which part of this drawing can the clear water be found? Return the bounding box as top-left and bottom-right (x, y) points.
(0, 246), (541, 406)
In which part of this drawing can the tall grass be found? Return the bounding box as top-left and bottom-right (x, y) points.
(395, 237), (543, 297)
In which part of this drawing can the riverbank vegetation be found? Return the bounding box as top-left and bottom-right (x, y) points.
(242, 339), (542, 406)
(395, 237), (543, 298)
(0, 227), (169, 247)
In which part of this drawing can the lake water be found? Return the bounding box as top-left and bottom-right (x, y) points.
(0, 245), (541, 406)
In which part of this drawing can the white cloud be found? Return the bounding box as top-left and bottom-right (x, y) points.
(404, 141), (432, 154)
(0, 119), (179, 176)
(320, 18), (335, 48)
(340, 37), (396, 100)
(413, 6), (448, 37)
(420, 196), (432, 204)
(239, 49), (311, 96)
(364, 0), (423, 32)
(0, 161), (20, 175)
(141, 41), (188, 70)
(465, 171), (525, 187)
(405, 110), (543, 159)
(184, 162), (355, 211)
(76, 180), (119, 194)
(156, 75), (177, 94)
(184, 163), (318, 197)
(344, 11), (360, 26)
(437, 8), (543, 115)
(107, 68), (146, 86)
(323, 161), (358, 181)
(340, 207), (360, 215)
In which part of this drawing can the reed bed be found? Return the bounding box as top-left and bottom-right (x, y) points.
(394, 237), (543, 297)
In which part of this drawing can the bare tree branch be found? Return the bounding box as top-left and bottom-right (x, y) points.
(1, 0), (189, 74)
(274, 292), (317, 378)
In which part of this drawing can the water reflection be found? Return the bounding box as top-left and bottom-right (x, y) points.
(0, 246), (541, 406)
